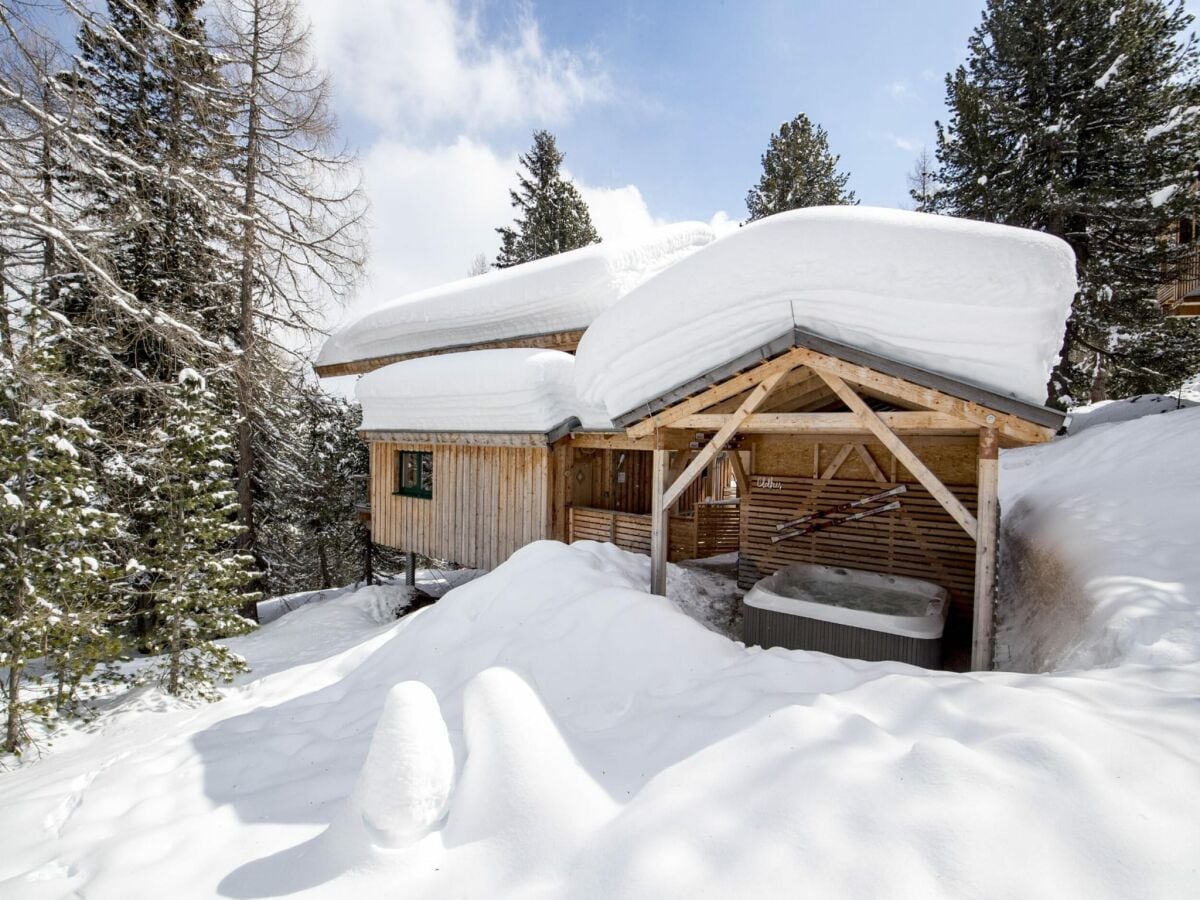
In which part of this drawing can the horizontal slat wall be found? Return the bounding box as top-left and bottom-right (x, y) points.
(696, 502), (741, 556)
(370, 441), (551, 570)
(739, 475), (978, 617)
(567, 507), (694, 560)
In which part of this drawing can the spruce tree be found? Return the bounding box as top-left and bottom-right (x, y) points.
(745, 114), (857, 221)
(495, 130), (600, 268)
(0, 311), (120, 753)
(907, 147), (939, 212)
(137, 370), (257, 699)
(933, 0), (1200, 403)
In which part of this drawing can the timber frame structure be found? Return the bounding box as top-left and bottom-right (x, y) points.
(627, 327), (1063, 671)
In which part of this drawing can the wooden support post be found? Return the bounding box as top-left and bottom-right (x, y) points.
(405, 551), (416, 587)
(650, 442), (670, 595)
(812, 368), (979, 541)
(972, 427), (1000, 671)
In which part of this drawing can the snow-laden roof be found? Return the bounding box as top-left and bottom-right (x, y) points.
(318, 222), (716, 371)
(575, 207), (1078, 418)
(357, 348), (613, 434)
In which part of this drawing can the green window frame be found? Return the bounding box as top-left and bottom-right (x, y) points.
(395, 450), (433, 499)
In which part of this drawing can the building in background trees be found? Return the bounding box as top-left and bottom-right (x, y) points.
(745, 113), (857, 221)
(495, 130), (600, 268)
(932, 0), (1200, 404)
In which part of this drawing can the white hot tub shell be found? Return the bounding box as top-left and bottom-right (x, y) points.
(742, 562), (950, 667)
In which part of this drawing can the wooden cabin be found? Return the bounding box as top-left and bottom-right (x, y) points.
(321, 207), (1077, 671)
(1157, 214), (1200, 317)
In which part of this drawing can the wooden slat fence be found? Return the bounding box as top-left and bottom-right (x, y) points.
(738, 475), (978, 617)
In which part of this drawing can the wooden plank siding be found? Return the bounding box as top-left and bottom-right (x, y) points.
(369, 441), (552, 570)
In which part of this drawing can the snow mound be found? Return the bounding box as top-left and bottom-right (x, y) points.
(1066, 393), (1195, 434)
(575, 206), (1078, 417)
(318, 222), (715, 370)
(998, 408), (1200, 670)
(352, 682), (454, 847)
(357, 348), (613, 433)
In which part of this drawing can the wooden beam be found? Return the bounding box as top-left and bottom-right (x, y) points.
(650, 445), (670, 595)
(315, 328), (585, 377)
(728, 450), (750, 496)
(812, 369), (979, 541)
(791, 348), (1054, 444)
(626, 348), (812, 438)
(567, 430), (693, 451)
(672, 411), (978, 435)
(662, 368), (790, 509)
(853, 444), (887, 482)
(820, 444), (856, 480)
(359, 429), (553, 447)
(972, 427), (1000, 670)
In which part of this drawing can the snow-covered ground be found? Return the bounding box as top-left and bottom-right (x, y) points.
(2, 413), (1199, 898)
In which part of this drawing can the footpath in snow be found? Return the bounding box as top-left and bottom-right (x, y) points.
(1, 411), (1198, 899)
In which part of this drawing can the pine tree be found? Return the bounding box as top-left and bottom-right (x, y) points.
(0, 310), (120, 753)
(495, 130), (600, 268)
(745, 114), (857, 221)
(933, 0), (1200, 404)
(137, 370), (257, 699)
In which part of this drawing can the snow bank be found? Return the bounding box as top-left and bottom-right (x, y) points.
(5, 537), (1199, 898)
(1066, 392), (1195, 434)
(998, 408), (1200, 670)
(356, 348), (613, 433)
(318, 222), (715, 370)
(575, 207), (1078, 417)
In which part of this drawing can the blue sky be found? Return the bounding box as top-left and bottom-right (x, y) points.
(301, 0), (990, 314)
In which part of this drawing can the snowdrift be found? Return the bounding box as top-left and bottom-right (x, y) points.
(575, 207), (1078, 418)
(357, 348), (613, 433)
(4, 526), (1199, 897)
(1065, 392), (1196, 434)
(998, 407), (1200, 671)
(317, 222), (715, 370)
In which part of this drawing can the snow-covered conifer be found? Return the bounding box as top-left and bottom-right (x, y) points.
(495, 130), (600, 268)
(138, 369), (257, 699)
(0, 310), (120, 753)
(933, 0), (1200, 403)
(745, 114), (857, 221)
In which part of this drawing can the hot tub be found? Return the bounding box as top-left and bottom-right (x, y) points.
(742, 563), (949, 667)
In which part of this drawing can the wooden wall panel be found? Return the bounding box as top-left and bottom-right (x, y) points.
(739, 473), (978, 619)
(369, 441), (551, 570)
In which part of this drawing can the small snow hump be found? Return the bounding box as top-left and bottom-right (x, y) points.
(351, 681), (455, 847)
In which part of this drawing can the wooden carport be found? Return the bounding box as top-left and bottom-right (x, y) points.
(626, 327), (1064, 670)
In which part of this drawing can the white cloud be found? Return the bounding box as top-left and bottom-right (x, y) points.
(575, 182), (664, 239)
(885, 79), (916, 102)
(886, 133), (922, 153)
(330, 139), (698, 330)
(303, 0), (610, 136)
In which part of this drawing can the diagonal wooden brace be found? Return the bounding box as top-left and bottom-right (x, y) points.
(811, 367), (979, 542)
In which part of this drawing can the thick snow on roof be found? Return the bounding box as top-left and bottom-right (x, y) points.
(318, 222), (716, 370)
(575, 207), (1078, 418)
(357, 348), (612, 434)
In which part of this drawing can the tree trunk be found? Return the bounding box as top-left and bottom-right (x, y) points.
(235, 1), (263, 570)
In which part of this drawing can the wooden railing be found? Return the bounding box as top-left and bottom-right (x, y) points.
(1158, 250), (1200, 314)
(567, 501), (742, 562)
(568, 506), (652, 555)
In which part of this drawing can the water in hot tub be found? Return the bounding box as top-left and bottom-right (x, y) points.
(776, 578), (934, 617)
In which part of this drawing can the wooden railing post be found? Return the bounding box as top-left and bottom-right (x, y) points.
(972, 427), (1000, 670)
(650, 438), (670, 596)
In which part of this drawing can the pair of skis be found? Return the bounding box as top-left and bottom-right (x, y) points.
(771, 485), (906, 544)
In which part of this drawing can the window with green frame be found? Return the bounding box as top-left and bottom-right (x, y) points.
(395, 450), (434, 499)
